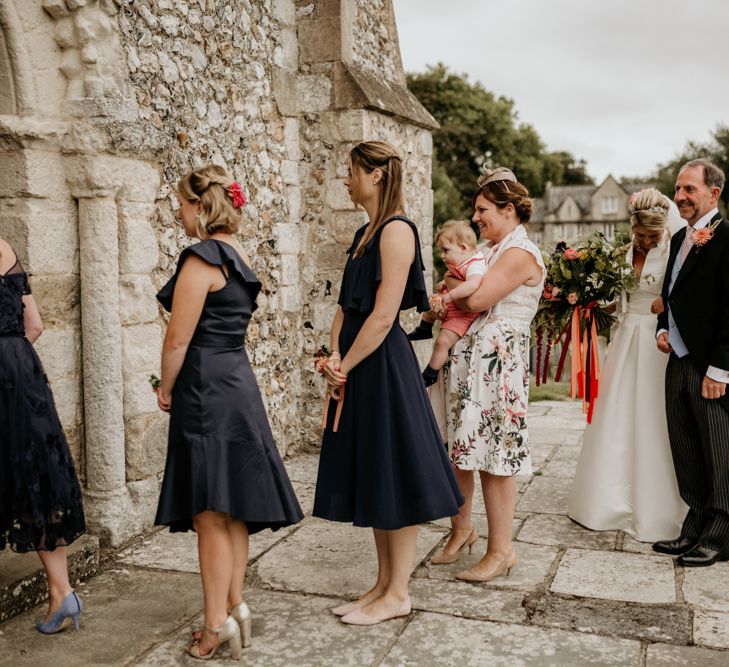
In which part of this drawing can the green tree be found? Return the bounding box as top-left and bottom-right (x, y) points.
(407, 64), (593, 228)
(653, 124), (729, 212)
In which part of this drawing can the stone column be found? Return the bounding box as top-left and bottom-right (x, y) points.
(75, 192), (126, 493)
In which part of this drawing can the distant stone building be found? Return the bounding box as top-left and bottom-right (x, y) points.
(530, 176), (653, 247)
(0, 0), (436, 546)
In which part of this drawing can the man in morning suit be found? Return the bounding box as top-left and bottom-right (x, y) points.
(653, 158), (729, 567)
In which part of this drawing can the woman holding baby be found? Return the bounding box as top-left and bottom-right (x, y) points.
(429, 168), (545, 582)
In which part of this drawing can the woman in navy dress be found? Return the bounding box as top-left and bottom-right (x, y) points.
(0, 238), (85, 634)
(313, 141), (463, 626)
(154, 165), (303, 660)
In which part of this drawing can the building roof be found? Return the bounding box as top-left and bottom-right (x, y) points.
(532, 176), (657, 223)
(544, 184), (594, 214)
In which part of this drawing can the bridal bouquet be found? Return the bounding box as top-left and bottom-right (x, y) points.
(534, 233), (636, 421)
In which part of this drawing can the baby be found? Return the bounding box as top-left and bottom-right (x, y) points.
(411, 220), (486, 386)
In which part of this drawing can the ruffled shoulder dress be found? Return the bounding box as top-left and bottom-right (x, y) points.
(154, 239), (303, 534)
(313, 217), (464, 529)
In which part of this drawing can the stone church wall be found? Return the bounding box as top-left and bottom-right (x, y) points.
(0, 0), (436, 546)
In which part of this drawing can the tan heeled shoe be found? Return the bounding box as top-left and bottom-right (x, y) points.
(187, 615), (242, 661)
(229, 602), (252, 648)
(431, 527), (478, 565)
(340, 597), (412, 626)
(455, 551), (518, 583)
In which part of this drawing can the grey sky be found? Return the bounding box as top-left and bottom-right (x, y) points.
(393, 0), (729, 183)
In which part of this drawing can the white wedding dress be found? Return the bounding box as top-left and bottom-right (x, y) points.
(568, 231), (688, 542)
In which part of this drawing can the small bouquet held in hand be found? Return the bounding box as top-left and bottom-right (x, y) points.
(313, 345), (332, 374)
(533, 233), (637, 421)
(313, 345), (345, 432)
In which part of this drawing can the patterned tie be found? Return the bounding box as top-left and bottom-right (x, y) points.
(680, 226), (695, 264)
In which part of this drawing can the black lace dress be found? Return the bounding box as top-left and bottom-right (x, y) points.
(0, 253), (85, 552)
(313, 217), (464, 529)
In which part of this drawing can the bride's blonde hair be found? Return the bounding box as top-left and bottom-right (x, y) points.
(629, 188), (670, 232)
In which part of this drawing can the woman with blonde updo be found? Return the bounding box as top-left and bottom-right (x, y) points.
(154, 164), (303, 660)
(569, 187), (687, 542)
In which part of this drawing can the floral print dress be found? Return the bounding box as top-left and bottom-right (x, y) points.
(445, 225), (545, 475)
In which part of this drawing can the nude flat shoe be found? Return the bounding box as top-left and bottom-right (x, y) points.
(340, 597), (412, 626)
(331, 600), (364, 617)
(431, 527), (478, 565)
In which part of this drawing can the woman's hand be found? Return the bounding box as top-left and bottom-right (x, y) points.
(156, 387), (172, 412)
(323, 356), (348, 400)
(650, 297), (664, 315)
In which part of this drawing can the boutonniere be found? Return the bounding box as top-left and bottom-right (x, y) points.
(693, 219), (722, 252)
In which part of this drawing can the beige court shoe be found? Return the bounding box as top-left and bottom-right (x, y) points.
(431, 527), (478, 565)
(455, 551), (518, 583)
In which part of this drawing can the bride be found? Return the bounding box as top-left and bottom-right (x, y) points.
(568, 188), (687, 542)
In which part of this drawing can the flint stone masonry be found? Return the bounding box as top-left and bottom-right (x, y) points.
(0, 0), (437, 548)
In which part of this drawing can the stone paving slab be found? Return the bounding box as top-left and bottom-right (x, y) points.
(282, 454), (320, 485)
(0, 568), (200, 667)
(528, 414), (588, 431)
(541, 445), (580, 477)
(255, 518), (445, 599)
(694, 608), (729, 649)
(380, 611), (641, 666)
(518, 475), (572, 515)
(646, 643), (729, 665)
(529, 444), (555, 470)
(418, 538), (559, 590)
(551, 549), (676, 604)
(517, 513), (617, 550)
(137, 588), (404, 667)
(529, 427), (584, 446)
(621, 534), (662, 555)
(682, 561), (729, 611)
(409, 578), (527, 624)
(528, 593), (691, 644)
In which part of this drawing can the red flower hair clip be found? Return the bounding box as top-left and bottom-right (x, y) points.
(228, 181), (247, 209)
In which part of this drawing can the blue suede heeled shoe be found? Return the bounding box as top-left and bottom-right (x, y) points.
(36, 591), (83, 634)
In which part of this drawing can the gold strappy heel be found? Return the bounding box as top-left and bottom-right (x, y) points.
(229, 601), (252, 648)
(187, 616), (242, 661)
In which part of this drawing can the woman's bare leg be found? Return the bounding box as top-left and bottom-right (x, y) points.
(360, 525), (417, 618)
(37, 547), (73, 620)
(193, 511), (234, 656)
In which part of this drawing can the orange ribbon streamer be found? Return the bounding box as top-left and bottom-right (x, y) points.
(563, 305), (601, 423)
(321, 386), (345, 433)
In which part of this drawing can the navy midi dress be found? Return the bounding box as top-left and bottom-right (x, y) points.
(313, 217), (464, 529)
(154, 240), (303, 534)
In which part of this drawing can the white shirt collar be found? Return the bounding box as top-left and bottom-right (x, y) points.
(691, 207), (719, 230)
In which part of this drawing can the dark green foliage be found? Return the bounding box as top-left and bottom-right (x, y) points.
(407, 64), (594, 236)
(653, 124), (729, 213)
